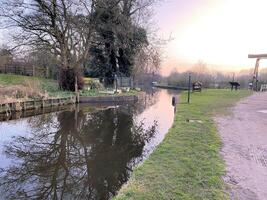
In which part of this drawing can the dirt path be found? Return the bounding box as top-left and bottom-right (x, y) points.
(215, 92), (267, 200)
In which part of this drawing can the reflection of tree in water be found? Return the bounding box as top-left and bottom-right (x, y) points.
(0, 106), (157, 200)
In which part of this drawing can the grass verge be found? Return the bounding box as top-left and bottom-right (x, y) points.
(0, 74), (140, 103)
(0, 74), (74, 98)
(114, 89), (252, 200)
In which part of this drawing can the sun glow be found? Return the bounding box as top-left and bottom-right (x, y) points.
(160, 0), (267, 75)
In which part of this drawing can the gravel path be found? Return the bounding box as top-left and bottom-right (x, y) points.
(215, 92), (267, 200)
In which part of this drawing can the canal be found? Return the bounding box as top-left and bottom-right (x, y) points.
(0, 89), (179, 200)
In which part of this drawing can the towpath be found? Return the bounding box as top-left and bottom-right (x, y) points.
(215, 92), (267, 200)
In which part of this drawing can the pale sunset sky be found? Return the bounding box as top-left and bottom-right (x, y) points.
(1, 0), (267, 76)
(155, 0), (267, 76)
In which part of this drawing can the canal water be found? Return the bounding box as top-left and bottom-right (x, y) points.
(0, 89), (178, 200)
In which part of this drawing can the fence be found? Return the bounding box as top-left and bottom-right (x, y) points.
(1, 64), (32, 76)
(0, 64), (50, 77)
(116, 76), (134, 88)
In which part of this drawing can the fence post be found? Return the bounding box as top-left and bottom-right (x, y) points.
(187, 73), (191, 104)
(130, 77), (134, 89)
(114, 74), (118, 93)
(75, 76), (79, 103)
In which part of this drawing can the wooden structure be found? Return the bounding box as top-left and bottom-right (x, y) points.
(248, 54), (267, 91)
(260, 84), (267, 92)
(192, 81), (202, 92)
(116, 76), (134, 89)
(229, 81), (240, 90)
(0, 64), (48, 77)
(0, 97), (76, 117)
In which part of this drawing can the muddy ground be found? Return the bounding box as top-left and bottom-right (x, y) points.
(215, 92), (267, 200)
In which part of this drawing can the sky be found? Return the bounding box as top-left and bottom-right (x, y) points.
(155, 0), (267, 76)
(1, 0), (267, 76)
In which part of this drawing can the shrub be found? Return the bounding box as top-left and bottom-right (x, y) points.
(59, 68), (84, 91)
(84, 78), (104, 90)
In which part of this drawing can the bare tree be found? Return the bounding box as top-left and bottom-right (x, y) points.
(0, 0), (96, 90)
(27, 47), (58, 78)
(0, 0), (163, 89)
(120, 0), (165, 83)
(0, 45), (13, 73)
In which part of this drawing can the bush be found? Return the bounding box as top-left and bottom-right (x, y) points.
(84, 78), (104, 90)
(59, 68), (84, 91)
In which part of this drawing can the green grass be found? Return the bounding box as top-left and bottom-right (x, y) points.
(40, 80), (74, 98)
(0, 74), (74, 98)
(0, 74), (140, 99)
(114, 89), (252, 200)
(0, 74), (40, 85)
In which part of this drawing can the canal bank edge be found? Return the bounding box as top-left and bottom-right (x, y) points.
(113, 89), (251, 200)
(79, 94), (139, 103)
(0, 97), (76, 115)
(0, 92), (142, 118)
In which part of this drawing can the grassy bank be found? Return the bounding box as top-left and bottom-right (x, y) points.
(0, 74), (74, 102)
(115, 89), (252, 200)
(0, 74), (140, 103)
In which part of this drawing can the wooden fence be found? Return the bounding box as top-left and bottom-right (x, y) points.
(0, 64), (49, 77)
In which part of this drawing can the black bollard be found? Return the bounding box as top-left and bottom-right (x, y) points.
(172, 96), (177, 106)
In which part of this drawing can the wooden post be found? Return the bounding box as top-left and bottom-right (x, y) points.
(75, 76), (79, 103)
(131, 77), (134, 89)
(23, 102), (26, 111)
(114, 74), (118, 93)
(46, 66), (49, 78)
(247, 54), (267, 91)
(254, 58), (260, 91)
(187, 73), (191, 104)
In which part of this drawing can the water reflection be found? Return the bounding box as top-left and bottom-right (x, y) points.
(0, 89), (177, 200)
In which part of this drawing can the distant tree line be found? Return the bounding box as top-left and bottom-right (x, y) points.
(0, 0), (162, 91)
(164, 61), (267, 89)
